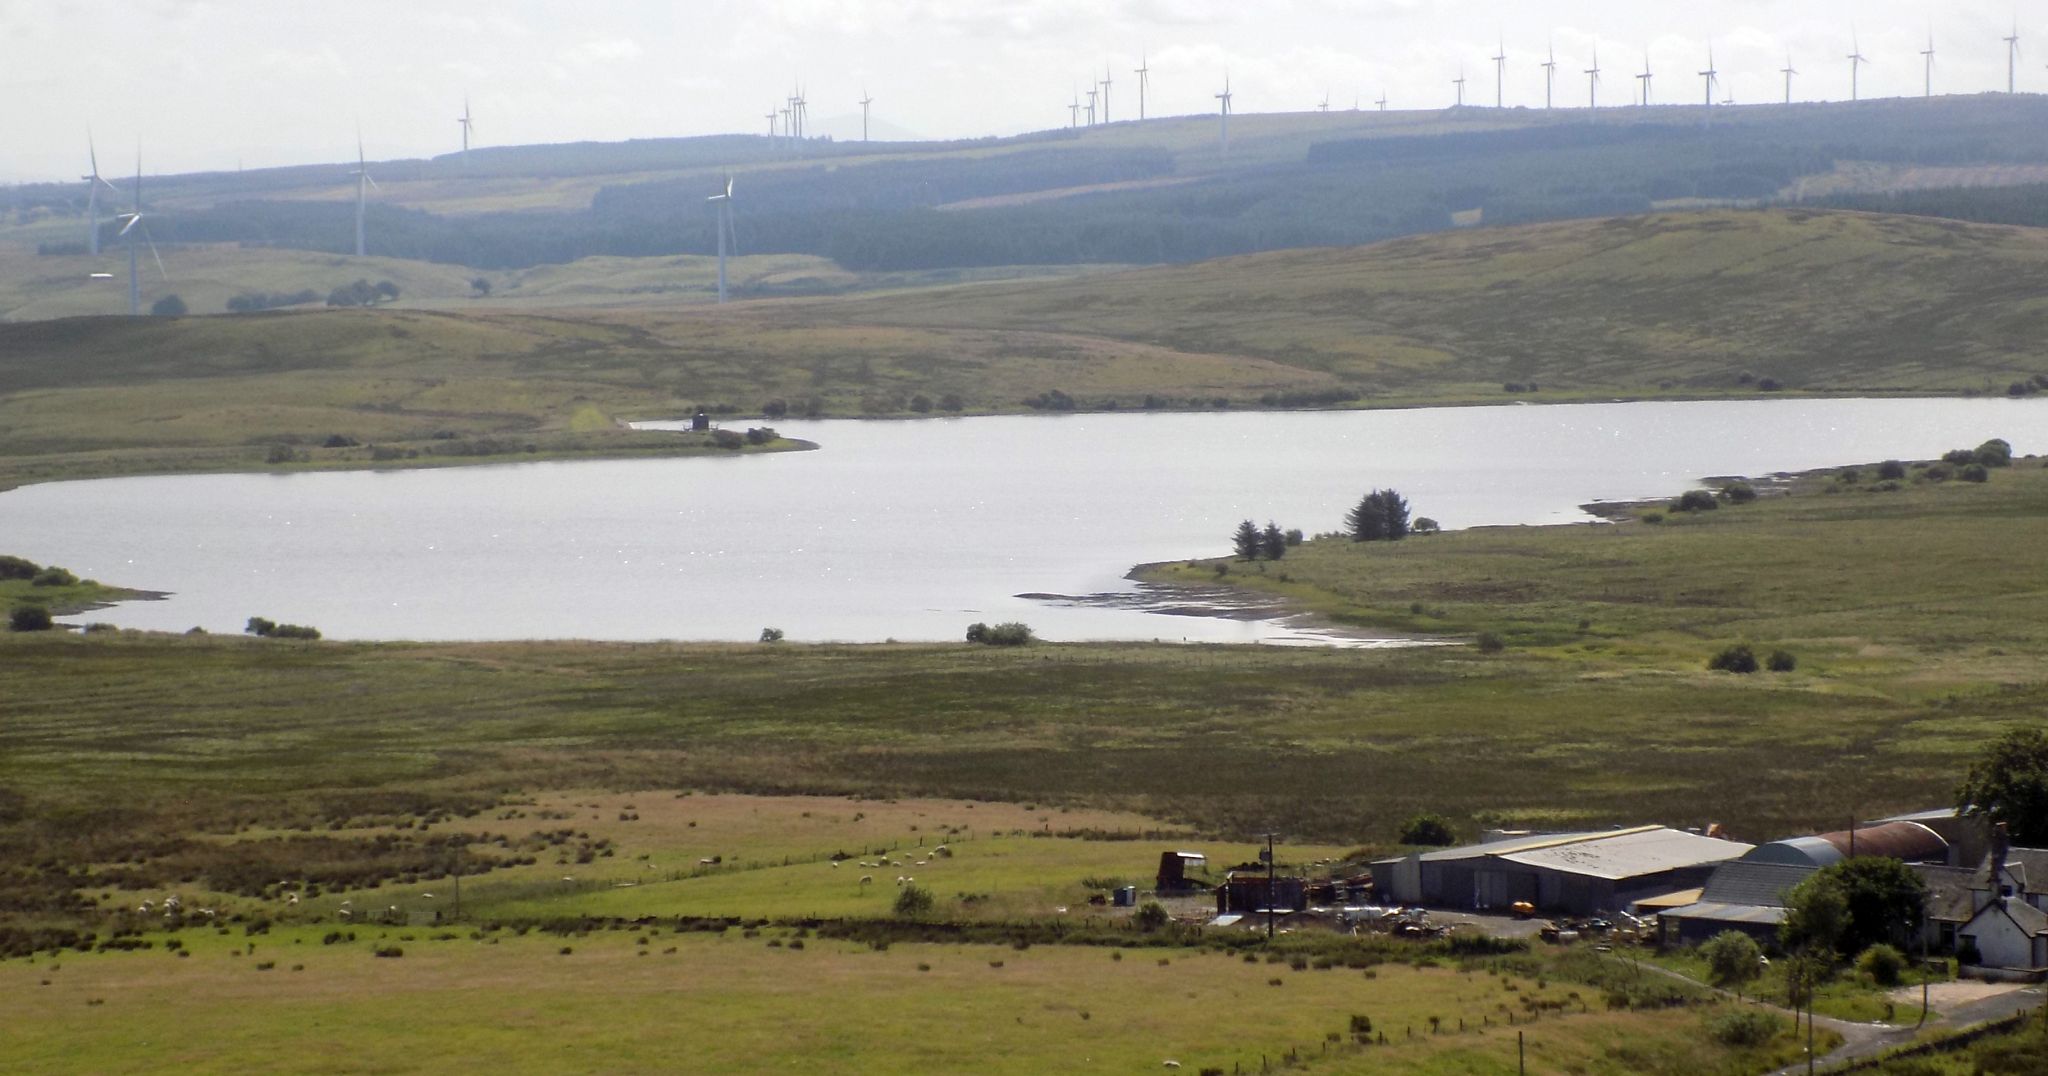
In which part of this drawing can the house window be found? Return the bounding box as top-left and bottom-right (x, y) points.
(1939, 923), (1956, 948)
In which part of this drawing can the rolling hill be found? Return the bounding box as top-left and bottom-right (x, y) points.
(3, 207), (2047, 492)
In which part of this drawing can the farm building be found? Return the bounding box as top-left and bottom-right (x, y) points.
(1660, 819), (1959, 947)
(1370, 826), (1753, 916)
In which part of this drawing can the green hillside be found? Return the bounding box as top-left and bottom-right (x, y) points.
(4, 208), (2047, 490)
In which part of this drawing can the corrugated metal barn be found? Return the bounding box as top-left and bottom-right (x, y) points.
(1371, 826), (1754, 916)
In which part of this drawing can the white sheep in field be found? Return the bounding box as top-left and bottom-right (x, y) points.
(859, 876), (873, 888)
(339, 909), (352, 919)
(830, 861), (840, 869)
(895, 876), (906, 885)
(285, 893), (300, 906)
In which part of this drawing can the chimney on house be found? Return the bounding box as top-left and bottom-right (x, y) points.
(1990, 822), (2011, 904)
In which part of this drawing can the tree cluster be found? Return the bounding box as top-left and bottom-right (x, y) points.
(226, 288), (321, 313)
(1231, 520), (1298, 561)
(1344, 489), (1411, 542)
(1957, 726), (2048, 845)
(1778, 857), (1926, 960)
(325, 279), (401, 307)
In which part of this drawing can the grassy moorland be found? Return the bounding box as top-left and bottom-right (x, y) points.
(5, 209), (2048, 489)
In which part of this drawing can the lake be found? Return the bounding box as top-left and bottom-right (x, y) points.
(4, 397), (2044, 643)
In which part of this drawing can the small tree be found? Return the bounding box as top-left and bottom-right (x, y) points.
(1708, 644), (1759, 673)
(1672, 489), (1719, 512)
(150, 294), (188, 317)
(1232, 519), (1262, 560)
(470, 277), (492, 297)
(1779, 870), (1850, 958)
(1878, 460), (1907, 480)
(1701, 930), (1764, 1000)
(893, 883), (934, 919)
(1767, 650), (1798, 672)
(1957, 726), (2048, 845)
(1346, 489), (1411, 542)
(1259, 522), (1287, 561)
(1399, 813), (1456, 847)
(1411, 517), (1441, 535)
(758, 627), (784, 643)
(1134, 901), (1170, 932)
(1856, 943), (1907, 986)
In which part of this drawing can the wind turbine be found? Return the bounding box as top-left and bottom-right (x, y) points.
(1375, 91), (1388, 112)
(2006, 21), (2022, 94)
(1847, 31), (1868, 101)
(1215, 73), (1233, 156)
(1493, 37), (1508, 107)
(1700, 45), (1719, 108)
(1636, 53), (1653, 106)
(82, 134), (121, 256)
(1085, 86), (1098, 126)
(1541, 42), (1558, 109)
(351, 134), (378, 258)
(860, 89), (874, 142)
(457, 98), (475, 164)
(1100, 67), (1113, 123)
(1585, 48), (1602, 109)
(1068, 92), (1081, 128)
(1921, 30), (1936, 97)
(1318, 93), (1330, 113)
(706, 175), (736, 305)
(114, 156), (165, 316)
(1453, 66), (1466, 107)
(1134, 54), (1150, 120)
(1781, 53), (1798, 103)
(765, 109), (779, 142)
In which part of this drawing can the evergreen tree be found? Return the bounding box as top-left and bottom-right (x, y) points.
(1346, 488), (1413, 542)
(1260, 522), (1287, 561)
(1232, 519), (1262, 560)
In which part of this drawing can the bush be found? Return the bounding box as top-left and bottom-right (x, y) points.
(1475, 632), (1505, 653)
(1133, 901), (1170, 932)
(265, 444), (300, 465)
(758, 628), (784, 643)
(1962, 464), (1990, 483)
(1857, 943), (1907, 986)
(893, 884), (934, 919)
(31, 566), (77, 587)
(1708, 644), (1759, 673)
(1706, 1009), (1783, 1048)
(1837, 466), (1861, 483)
(0, 555), (38, 580)
(1399, 813), (1456, 847)
(1639, 511), (1664, 524)
(150, 294), (188, 317)
(1701, 931), (1764, 995)
(908, 394), (932, 413)
(1977, 438), (2014, 467)
(1878, 459), (1908, 480)
(1766, 650), (1797, 672)
(1942, 448), (1978, 466)
(1411, 517), (1441, 535)
(9, 605), (53, 632)
(1720, 482), (1758, 504)
(965, 622), (1033, 646)
(1671, 489), (1719, 512)
(709, 429), (745, 449)
(245, 617), (321, 641)
(744, 427), (778, 445)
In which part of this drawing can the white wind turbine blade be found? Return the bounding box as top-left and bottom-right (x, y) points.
(142, 224), (166, 279)
(117, 214), (141, 237)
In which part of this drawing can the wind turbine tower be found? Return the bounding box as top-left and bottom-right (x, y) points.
(1086, 86), (1098, 126)
(1375, 91), (1388, 111)
(765, 109), (779, 142)
(1781, 54), (1798, 103)
(1453, 66), (1466, 107)
(457, 98), (475, 164)
(1700, 46), (1719, 108)
(2005, 22), (2022, 93)
(1068, 93), (1081, 128)
(860, 89), (874, 142)
(1921, 31), (1935, 97)
(1542, 43), (1558, 109)
(707, 176), (736, 305)
(1135, 55), (1150, 120)
(82, 135), (119, 256)
(1847, 33), (1868, 101)
(1636, 54), (1653, 106)
(115, 157), (163, 316)
(351, 136), (378, 258)
(1101, 67), (1113, 123)
(1585, 49), (1602, 109)
(1215, 74), (1233, 156)
(1493, 38), (1508, 107)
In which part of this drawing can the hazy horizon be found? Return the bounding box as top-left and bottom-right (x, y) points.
(4, 0), (2038, 183)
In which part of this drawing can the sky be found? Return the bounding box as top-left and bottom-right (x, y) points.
(2, 0), (2038, 182)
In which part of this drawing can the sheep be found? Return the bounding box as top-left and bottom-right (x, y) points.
(859, 876), (873, 888)
(285, 893), (300, 906)
(896, 876), (906, 885)
(339, 909), (353, 919)
(830, 861), (840, 869)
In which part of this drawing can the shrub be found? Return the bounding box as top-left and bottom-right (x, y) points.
(1671, 489), (1719, 513)
(1837, 467), (1861, 483)
(30, 566), (77, 587)
(1639, 511), (1664, 524)
(372, 945), (403, 959)
(1766, 650), (1797, 672)
(1399, 813), (1456, 847)
(1475, 632), (1505, 653)
(1701, 931), (1764, 996)
(893, 884), (934, 919)
(1857, 943), (1907, 986)
(1133, 901), (1170, 932)
(9, 605), (53, 632)
(762, 399), (788, 418)
(245, 617), (321, 641)
(1412, 517), (1441, 535)
(744, 427), (778, 446)
(1942, 448), (1978, 466)
(1720, 482), (1758, 504)
(1756, 377), (1782, 392)
(150, 294), (188, 317)
(1961, 464), (1990, 483)
(758, 628), (784, 643)
(965, 622), (1033, 646)
(709, 429), (745, 449)
(908, 395), (932, 413)
(939, 394), (965, 412)
(1977, 439), (2014, 467)
(1706, 1009), (1783, 1048)
(1708, 644), (1759, 674)
(0, 555), (40, 580)
(1877, 460), (1907, 480)
(265, 444), (300, 465)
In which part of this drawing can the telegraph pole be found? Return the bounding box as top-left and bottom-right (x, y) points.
(1264, 832), (1278, 940)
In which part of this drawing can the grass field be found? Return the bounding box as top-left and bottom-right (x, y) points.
(0, 924), (1827, 1076)
(6, 209), (2048, 490)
